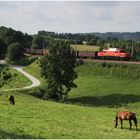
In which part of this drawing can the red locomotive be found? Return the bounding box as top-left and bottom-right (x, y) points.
(97, 48), (131, 60)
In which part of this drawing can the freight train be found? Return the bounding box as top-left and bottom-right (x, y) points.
(24, 48), (131, 61)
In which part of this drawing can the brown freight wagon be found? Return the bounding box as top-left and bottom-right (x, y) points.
(77, 51), (98, 59)
(35, 49), (43, 55)
(24, 48), (31, 54)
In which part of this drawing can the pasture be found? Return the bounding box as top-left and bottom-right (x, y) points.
(0, 60), (140, 138)
(0, 92), (139, 139)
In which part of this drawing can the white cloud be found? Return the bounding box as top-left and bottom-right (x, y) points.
(0, 1), (140, 34)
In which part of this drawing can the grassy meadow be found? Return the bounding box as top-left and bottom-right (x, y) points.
(0, 91), (139, 139)
(0, 60), (140, 138)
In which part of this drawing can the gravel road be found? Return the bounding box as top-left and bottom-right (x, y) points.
(0, 62), (41, 91)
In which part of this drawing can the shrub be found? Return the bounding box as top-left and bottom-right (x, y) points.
(24, 86), (49, 100)
(76, 58), (84, 66)
(9, 57), (38, 66)
(78, 62), (140, 80)
(7, 42), (24, 62)
(1, 71), (12, 80)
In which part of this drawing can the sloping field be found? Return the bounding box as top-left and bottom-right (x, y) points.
(0, 92), (139, 139)
(69, 63), (140, 108)
(0, 61), (140, 138)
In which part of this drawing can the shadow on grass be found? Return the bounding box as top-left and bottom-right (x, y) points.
(0, 130), (45, 139)
(68, 93), (140, 107)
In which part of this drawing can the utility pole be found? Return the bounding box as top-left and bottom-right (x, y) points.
(131, 33), (134, 58)
(75, 39), (77, 51)
(42, 39), (44, 55)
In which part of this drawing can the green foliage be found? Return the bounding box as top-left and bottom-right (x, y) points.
(31, 35), (44, 49)
(0, 65), (32, 89)
(0, 26), (32, 48)
(0, 68), (11, 87)
(23, 86), (48, 100)
(78, 62), (140, 80)
(11, 57), (38, 66)
(7, 42), (24, 62)
(0, 39), (7, 59)
(0, 26), (32, 59)
(76, 58), (84, 66)
(39, 40), (77, 101)
(38, 30), (105, 45)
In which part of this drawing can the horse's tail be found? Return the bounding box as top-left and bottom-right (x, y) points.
(133, 113), (138, 131)
(133, 113), (137, 124)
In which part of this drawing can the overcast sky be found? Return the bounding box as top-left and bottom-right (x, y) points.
(0, 1), (140, 34)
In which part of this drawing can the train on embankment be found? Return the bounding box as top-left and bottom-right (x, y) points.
(24, 47), (131, 61)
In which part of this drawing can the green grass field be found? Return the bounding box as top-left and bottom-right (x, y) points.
(0, 65), (32, 90)
(0, 61), (140, 138)
(71, 44), (100, 51)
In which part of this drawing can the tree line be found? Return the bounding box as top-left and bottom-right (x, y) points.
(1, 26), (140, 61)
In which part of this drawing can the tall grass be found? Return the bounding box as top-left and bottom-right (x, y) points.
(77, 61), (140, 80)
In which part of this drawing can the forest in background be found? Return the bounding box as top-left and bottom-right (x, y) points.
(1, 26), (140, 60)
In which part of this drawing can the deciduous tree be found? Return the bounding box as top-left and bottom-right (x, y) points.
(7, 42), (24, 62)
(39, 40), (77, 101)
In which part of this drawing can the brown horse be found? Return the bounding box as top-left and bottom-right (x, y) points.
(8, 95), (15, 105)
(114, 111), (138, 131)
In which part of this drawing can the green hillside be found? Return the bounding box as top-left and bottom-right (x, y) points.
(0, 61), (140, 138)
(0, 91), (139, 139)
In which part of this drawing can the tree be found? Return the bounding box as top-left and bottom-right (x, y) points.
(31, 35), (44, 49)
(39, 40), (77, 101)
(7, 42), (24, 62)
(0, 39), (7, 59)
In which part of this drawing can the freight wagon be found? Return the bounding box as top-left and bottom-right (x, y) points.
(76, 51), (98, 59)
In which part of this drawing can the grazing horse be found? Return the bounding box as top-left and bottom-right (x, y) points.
(8, 95), (15, 105)
(114, 111), (138, 131)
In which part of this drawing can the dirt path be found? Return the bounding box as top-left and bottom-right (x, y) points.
(12, 65), (41, 89)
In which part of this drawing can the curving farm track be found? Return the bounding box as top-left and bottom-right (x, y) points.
(0, 61), (41, 91)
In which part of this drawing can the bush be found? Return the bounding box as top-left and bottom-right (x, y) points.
(9, 57), (38, 66)
(78, 62), (140, 80)
(76, 58), (84, 66)
(1, 71), (12, 80)
(0, 68), (14, 87)
(23, 86), (49, 100)
(101, 62), (107, 67)
(7, 42), (24, 62)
